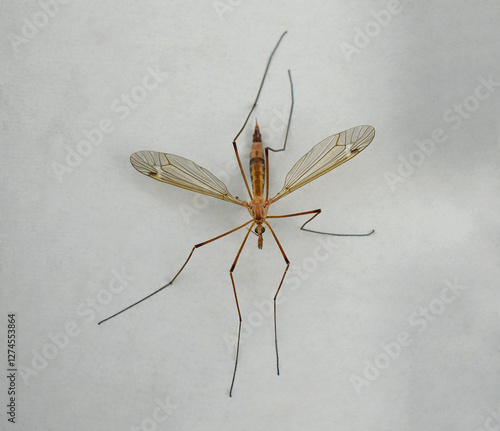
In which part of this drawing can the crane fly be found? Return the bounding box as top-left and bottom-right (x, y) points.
(99, 31), (375, 397)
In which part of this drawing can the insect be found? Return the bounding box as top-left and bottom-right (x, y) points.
(99, 31), (375, 396)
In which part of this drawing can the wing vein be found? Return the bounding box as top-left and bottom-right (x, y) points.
(130, 151), (245, 206)
(270, 125), (375, 202)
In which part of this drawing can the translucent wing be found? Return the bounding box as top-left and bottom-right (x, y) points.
(130, 151), (245, 206)
(271, 125), (375, 202)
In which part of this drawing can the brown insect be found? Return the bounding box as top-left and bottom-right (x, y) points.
(99, 31), (375, 396)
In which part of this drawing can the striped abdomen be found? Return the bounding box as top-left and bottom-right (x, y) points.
(250, 123), (265, 199)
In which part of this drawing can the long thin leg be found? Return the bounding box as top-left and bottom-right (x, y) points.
(263, 211), (373, 375)
(268, 209), (375, 237)
(268, 69), (294, 154)
(233, 142), (252, 200)
(229, 222), (255, 397)
(233, 30), (288, 200)
(98, 220), (254, 325)
(265, 69), (294, 200)
(233, 31), (287, 143)
(263, 221), (290, 376)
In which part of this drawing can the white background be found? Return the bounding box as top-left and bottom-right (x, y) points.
(1, 0), (500, 430)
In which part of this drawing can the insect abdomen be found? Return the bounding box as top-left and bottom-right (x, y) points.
(250, 123), (265, 199)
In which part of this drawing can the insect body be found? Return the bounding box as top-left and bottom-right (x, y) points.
(248, 123), (267, 248)
(100, 31), (375, 397)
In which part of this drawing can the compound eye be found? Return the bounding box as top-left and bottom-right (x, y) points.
(254, 226), (266, 234)
(261, 227), (265, 233)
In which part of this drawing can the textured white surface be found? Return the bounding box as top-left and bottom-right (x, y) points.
(1, 1), (500, 430)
